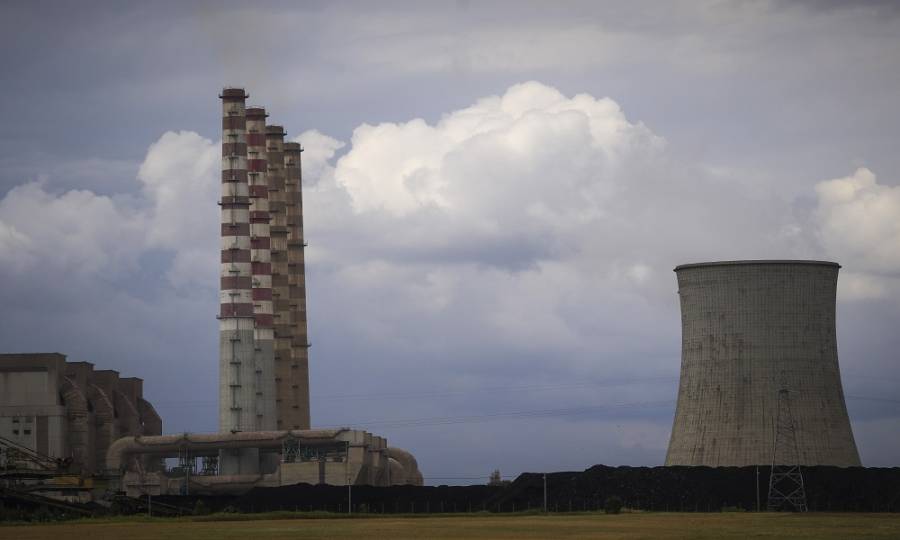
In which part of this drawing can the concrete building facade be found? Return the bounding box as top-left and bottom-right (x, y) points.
(0, 353), (161, 475)
(109, 428), (422, 496)
(665, 260), (861, 467)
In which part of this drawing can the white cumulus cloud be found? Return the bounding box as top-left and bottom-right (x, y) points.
(0, 181), (144, 276)
(0, 131), (221, 288)
(333, 81), (662, 218)
(815, 167), (900, 274)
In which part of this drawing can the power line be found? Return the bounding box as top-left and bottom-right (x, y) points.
(150, 376), (677, 408)
(422, 476), (492, 480)
(846, 395), (900, 405)
(150, 390), (900, 412)
(319, 399), (675, 430)
(312, 377), (677, 402)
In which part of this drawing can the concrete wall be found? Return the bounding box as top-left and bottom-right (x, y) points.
(0, 353), (68, 459)
(0, 353), (161, 475)
(115, 429), (421, 495)
(279, 460), (351, 486)
(665, 261), (861, 467)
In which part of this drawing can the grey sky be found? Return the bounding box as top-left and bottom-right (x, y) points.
(1, 1), (898, 481)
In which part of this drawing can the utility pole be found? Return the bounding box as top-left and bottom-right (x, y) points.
(348, 477), (352, 514)
(543, 473), (548, 513)
(147, 492), (151, 518)
(754, 465), (759, 511)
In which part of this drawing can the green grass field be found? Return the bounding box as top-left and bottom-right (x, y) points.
(4, 512), (899, 539)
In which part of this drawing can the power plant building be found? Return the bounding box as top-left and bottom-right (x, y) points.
(68, 86), (426, 494)
(2, 89), (423, 497)
(0, 353), (161, 475)
(665, 260), (861, 467)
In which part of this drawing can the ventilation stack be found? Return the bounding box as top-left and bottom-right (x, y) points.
(665, 260), (861, 467)
(163, 86), (425, 489)
(219, 89), (271, 474)
(246, 107), (276, 432)
(284, 141), (311, 429)
(268, 128), (290, 430)
(219, 88), (254, 434)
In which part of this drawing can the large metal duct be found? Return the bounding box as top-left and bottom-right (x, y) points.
(60, 377), (91, 473)
(385, 447), (424, 486)
(665, 260), (861, 467)
(106, 429), (347, 472)
(137, 398), (162, 436)
(88, 383), (116, 472)
(113, 389), (142, 437)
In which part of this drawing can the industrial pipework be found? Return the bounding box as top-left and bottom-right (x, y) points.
(106, 429), (423, 495)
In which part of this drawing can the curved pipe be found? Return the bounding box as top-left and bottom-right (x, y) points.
(385, 447), (424, 486)
(89, 384), (116, 471)
(387, 457), (404, 484)
(114, 389), (142, 436)
(188, 474), (265, 490)
(60, 377), (90, 472)
(107, 429), (348, 472)
(88, 384), (115, 421)
(137, 398), (162, 436)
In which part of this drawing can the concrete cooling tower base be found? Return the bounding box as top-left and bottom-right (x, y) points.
(665, 260), (861, 467)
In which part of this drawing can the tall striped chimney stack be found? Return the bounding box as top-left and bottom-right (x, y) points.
(284, 141), (311, 430)
(246, 106), (276, 431)
(219, 88), (259, 434)
(219, 88), (310, 443)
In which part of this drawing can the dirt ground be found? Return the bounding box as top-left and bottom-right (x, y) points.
(4, 512), (900, 540)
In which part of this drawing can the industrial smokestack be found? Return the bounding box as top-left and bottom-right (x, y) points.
(267, 126), (291, 430)
(268, 129), (310, 430)
(246, 107), (276, 431)
(219, 88), (255, 434)
(665, 260), (861, 467)
(284, 141), (310, 429)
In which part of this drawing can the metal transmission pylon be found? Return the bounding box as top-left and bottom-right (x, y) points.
(767, 388), (808, 512)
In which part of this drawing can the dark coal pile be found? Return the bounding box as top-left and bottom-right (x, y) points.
(0, 488), (106, 521)
(151, 494), (237, 514)
(493, 466), (900, 512)
(234, 484), (506, 513)
(153, 465), (900, 514)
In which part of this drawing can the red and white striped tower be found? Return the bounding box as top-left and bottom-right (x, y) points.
(266, 125), (291, 430)
(284, 141), (311, 429)
(246, 107), (276, 432)
(218, 88), (255, 435)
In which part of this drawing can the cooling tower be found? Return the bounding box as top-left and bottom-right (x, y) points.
(665, 260), (861, 467)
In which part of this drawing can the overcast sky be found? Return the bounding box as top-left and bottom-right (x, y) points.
(1, 1), (898, 482)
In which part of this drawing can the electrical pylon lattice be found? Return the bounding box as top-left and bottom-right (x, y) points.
(766, 388), (808, 512)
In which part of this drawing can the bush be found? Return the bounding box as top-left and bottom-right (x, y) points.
(33, 506), (55, 522)
(193, 500), (211, 516)
(604, 496), (623, 515)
